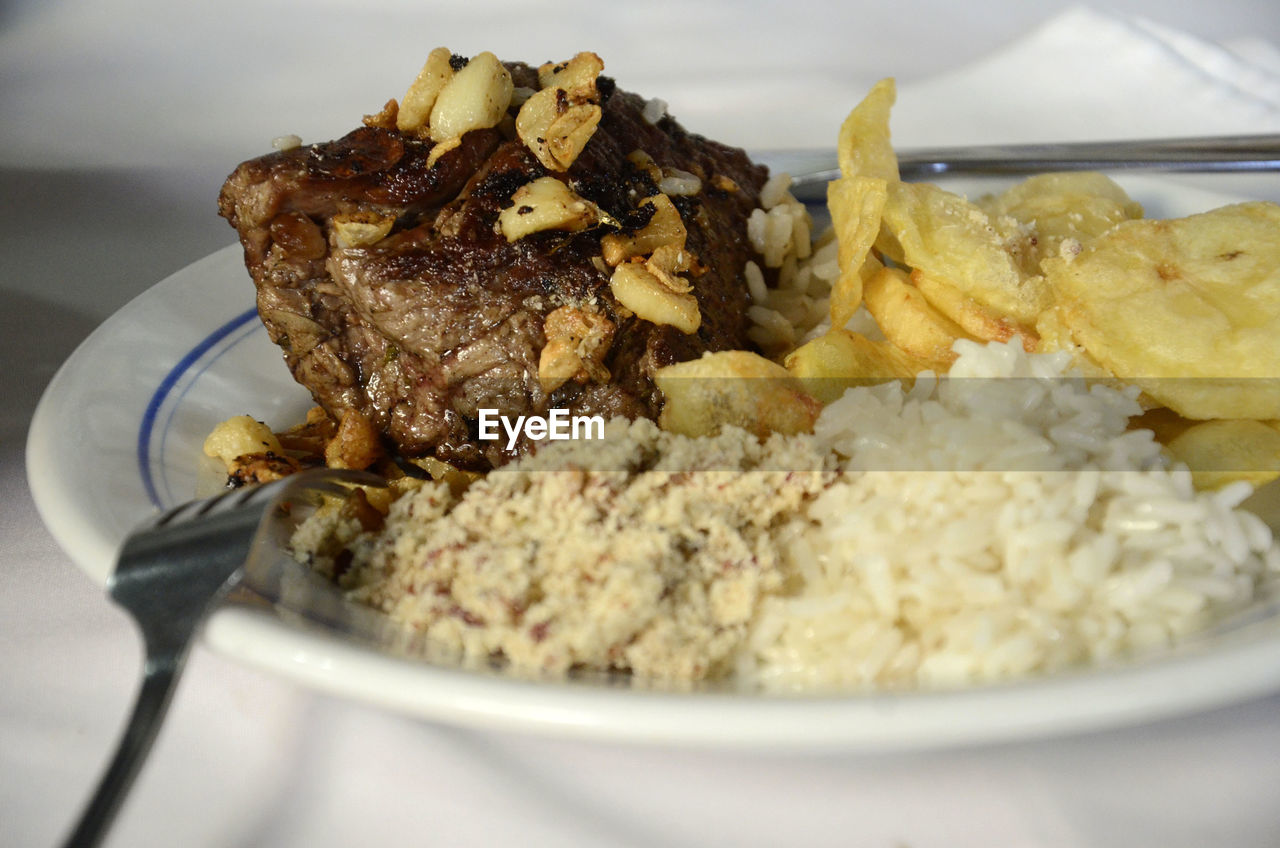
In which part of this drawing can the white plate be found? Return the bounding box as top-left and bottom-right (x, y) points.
(27, 172), (1280, 752)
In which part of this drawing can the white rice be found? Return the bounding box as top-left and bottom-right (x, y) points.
(744, 173), (838, 356)
(736, 339), (1280, 691)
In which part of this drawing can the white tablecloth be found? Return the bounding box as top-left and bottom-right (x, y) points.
(5, 2), (1280, 846)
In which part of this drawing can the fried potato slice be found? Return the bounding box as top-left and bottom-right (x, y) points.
(876, 181), (1047, 325)
(831, 252), (886, 334)
(862, 266), (970, 365)
(826, 176), (888, 328)
(1165, 419), (1280, 490)
(1042, 202), (1280, 420)
(982, 171), (1141, 219)
(784, 328), (933, 403)
(655, 351), (822, 438)
(836, 77), (899, 181)
(826, 266), (863, 336)
(977, 172), (1144, 275)
(912, 269), (1035, 349)
(1031, 307), (1118, 381)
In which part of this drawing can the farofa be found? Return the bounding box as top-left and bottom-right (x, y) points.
(297, 418), (834, 682)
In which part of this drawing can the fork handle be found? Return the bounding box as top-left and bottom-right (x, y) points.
(787, 133), (1280, 200)
(897, 133), (1280, 178)
(62, 657), (184, 848)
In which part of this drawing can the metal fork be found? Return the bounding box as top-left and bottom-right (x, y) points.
(786, 132), (1280, 201)
(62, 468), (383, 848)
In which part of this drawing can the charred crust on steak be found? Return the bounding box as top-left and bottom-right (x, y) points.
(308, 127), (405, 178)
(219, 59), (768, 470)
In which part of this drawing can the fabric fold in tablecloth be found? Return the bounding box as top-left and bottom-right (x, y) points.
(891, 6), (1280, 146)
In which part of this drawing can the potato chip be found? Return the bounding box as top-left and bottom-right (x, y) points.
(983, 171), (1141, 217)
(1165, 419), (1280, 490)
(655, 351), (822, 438)
(862, 266), (971, 365)
(977, 172), (1144, 275)
(826, 175), (888, 328)
(1043, 202), (1280, 420)
(911, 269), (1035, 349)
(784, 328), (933, 403)
(1030, 307), (1117, 381)
(828, 177), (887, 270)
(835, 77), (899, 181)
(877, 181), (1047, 325)
(830, 252), (885, 334)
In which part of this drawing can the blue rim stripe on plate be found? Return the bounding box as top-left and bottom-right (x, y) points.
(155, 316), (262, 506)
(137, 307), (259, 508)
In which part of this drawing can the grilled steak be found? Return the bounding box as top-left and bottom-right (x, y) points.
(219, 58), (767, 469)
